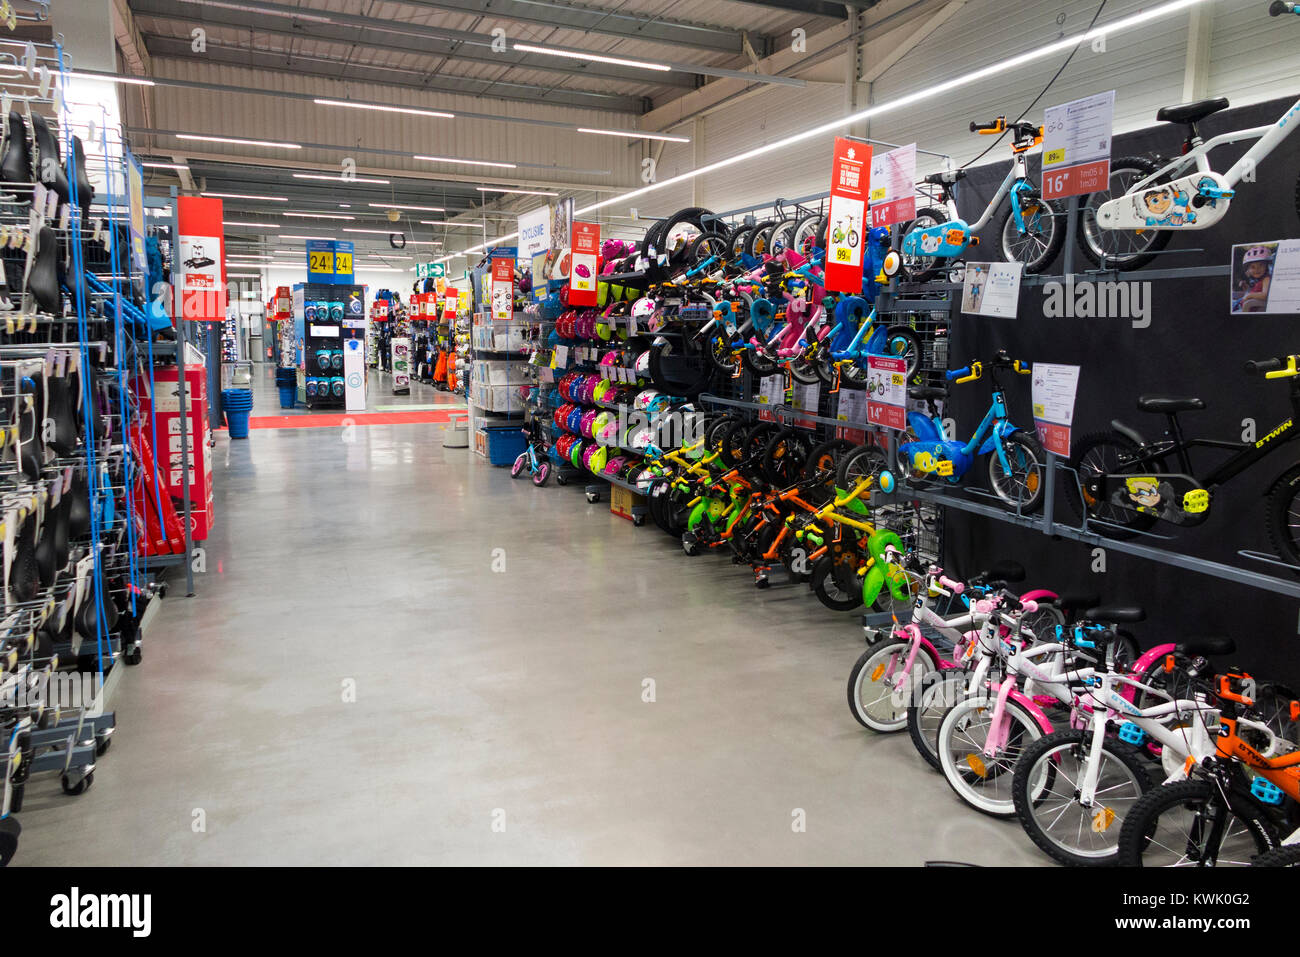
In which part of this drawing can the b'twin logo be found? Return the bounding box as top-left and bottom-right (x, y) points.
(49, 887), (151, 937)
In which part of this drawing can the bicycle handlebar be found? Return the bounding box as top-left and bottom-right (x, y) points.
(970, 118), (1006, 135)
(946, 362), (982, 384)
(938, 575), (964, 595)
(1245, 355), (1298, 378)
(1269, 1), (1297, 16)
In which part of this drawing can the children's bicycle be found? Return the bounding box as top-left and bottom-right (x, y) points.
(511, 419), (551, 486)
(1066, 353), (1300, 565)
(1085, 2), (1300, 269)
(900, 117), (1066, 279)
(856, 350), (1045, 512)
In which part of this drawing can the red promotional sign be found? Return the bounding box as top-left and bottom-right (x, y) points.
(1035, 422), (1072, 457)
(176, 195), (225, 324)
(865, 355), (907, 431)
(825, 137), (871, 295)
(490, 257), (514, 320)
(569, 221), (600, 306)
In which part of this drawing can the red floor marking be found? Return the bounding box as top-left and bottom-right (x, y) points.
(248, 409), (462, 430)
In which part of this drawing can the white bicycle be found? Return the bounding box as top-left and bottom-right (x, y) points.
(1083, 1), (1300, 269)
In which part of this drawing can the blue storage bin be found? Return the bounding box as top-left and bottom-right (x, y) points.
(480, 425), (527, 466)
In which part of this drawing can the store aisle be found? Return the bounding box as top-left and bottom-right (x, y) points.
(16, 413), (1043, 866)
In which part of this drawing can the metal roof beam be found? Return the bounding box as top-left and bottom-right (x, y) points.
(141, 36), (648, 113)
(129, 0), (696, 88)
(721, 0), (850, 17)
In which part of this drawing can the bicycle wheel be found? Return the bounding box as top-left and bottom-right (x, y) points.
(1077, 156), (1172, 270)
(741, 346), (780, 380)
(811, 554), (863, 611)
(987, 430), (1045, 512)
(762, 427), (810, 487)
(1013, 729), (1151, 866)
(648, 335), (714, 397)
(880, 325), (922, 380)
(1253, 844), (1300, 866)
(790, 213), (824, 258)
(768, 216), (802, 257)
(787, 341), (824, 386)
(704, 330), (743, 376)
(835, 443), (888, 494)
(908, 669), (968, 771)
(1116, 778), (1278, 867)
(848, 640), (935, 732)
(803, 437), (855, 505)
(998, 194), (1066, 274)
(1064, 431), (1159, 536)
(686, 230), (730, 268)
(936, 692), (1047, 817)
(899, 207), (952, 282)
(1265, 462), (1300, 569)
(745, 220), (779, 259)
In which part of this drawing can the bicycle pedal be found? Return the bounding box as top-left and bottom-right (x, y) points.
(1251, 777), (1285, 806)
(1117, 722), (1146, 746)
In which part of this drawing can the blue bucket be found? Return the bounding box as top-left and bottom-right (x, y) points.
(227, 410), (251, 439)
(278, 385), (296, 409)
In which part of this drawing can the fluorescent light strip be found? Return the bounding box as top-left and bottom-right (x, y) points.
(314, 98), (453, 120)
(66, 71), (155, 87)
(414, 154), (517, 170)
(443, 0), (1208, 262)
(476, 187), (558, 197)
(281, 234), (336, 240)
(578, 127), (690, 144)
(513, 42), (670, 72)
(367, 203), (445, 212)
(224, 221), (281, 228)
(178, 133), (301, 150)
(293, 173), (390, 185)
(142, 161), (189, 170)
(283, 211), (356, 220)
(342, 228), (406, 235)
(204, 192), (289, 202)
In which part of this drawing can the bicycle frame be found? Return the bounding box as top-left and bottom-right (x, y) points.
(902, 152), (1035, 259)
(902, 388), (1018, 480)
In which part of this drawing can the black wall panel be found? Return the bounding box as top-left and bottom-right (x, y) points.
(936, 94), (1300, 685)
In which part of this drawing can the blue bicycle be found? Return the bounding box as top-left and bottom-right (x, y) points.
(894, 351), (1046, 511)
(511, 419), (551, 486)
(812, 296), (921, 389)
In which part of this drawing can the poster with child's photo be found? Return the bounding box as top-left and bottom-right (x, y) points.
(1231, 239), (1300, 314)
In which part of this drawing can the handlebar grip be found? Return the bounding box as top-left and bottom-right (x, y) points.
(970, 119), (1003, 134)
(945, 365), (972, 382)
(938, 575), (964, 595)
(1020, 599), (1039, 614)
(1245, 357), (1285, 375)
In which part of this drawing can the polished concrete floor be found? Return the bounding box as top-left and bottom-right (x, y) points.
(17, 365), (1044, 866)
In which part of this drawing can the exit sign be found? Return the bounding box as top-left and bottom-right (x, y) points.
(416, 262), (445, 279)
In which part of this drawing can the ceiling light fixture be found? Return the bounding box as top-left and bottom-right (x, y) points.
(578, 127), (690, 144)
(314, 98), (453, 120)
(178, 133), (301, 149)
(280, 234), (336, 241)
(223, 221), (281, 228)
(66, 72), (155, 87)
(414, 154), (517, 170)
(512, 42), (670, 72)
(366, 203), (445, 212)
(142, 161), (189, 171)
(293, 173), (390, 185)
(204, 192), (289, 202)
(476, 187), (558, 197)
(342, 228), (408, 235)
(283, 211), (356, 220)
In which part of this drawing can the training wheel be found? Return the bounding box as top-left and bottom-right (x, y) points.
(585, 491), (599, 504)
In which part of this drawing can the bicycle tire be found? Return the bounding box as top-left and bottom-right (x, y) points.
(936, 692), (1046, 817)
(1077, 155), (1173, 270)
(998, 194), (1066, 274)
(744, 220), (779, 260)
(1064, 430), (1159, 537)
(899, 207), (953, 282)
(790, 213), (824, 259)
(648, 334), (715, 397)
(908, 669), (967, 771)
(848, 640), (938, 732)
(987, 430), (1046, 513)
(1013, 729), (1152, 866)
(803, 437), (856, 505)
(1253, 844), (1300, 866)
(762, 426), (811, 487)
(810, 554), (862, 611)
(835, 443), (888, 495)
(1116, 777), (1278, 867)
(1266, 462), (1300, 570)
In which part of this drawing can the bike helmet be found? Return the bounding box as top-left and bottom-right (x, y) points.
(583, 443), (607, 474)
(603, 455), (628, 475)
(633, 389), (661, 412)
(592, 411), (617, 443)
(566, 406), (585, 433)
(570, 439), (586, 469)
(591, 378), (613, 406)
(579, 376), (600, 404)
(631, 296), (656, 328)
(579, 408), (600, 438)
(634, 351), (651, 379)
(1243, 245), (1275, 264)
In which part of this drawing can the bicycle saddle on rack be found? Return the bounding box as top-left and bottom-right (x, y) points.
(0, 110), (30, 186)
(28, 225), (60, 315)
(34, 505), (56, 588)
(1084, 605), (1146, 624)
(66, 135), (93, 220)
(53, 485), (70, 569)
(1175, 636), (1236, 657)
(30, 113), (68, 202)
(1136, 395), (1204, 414)
(46, 374), (77, 456)
(1155, 97), (1229, 127)
(909, 386), (948, 401)
(68, 469), (90, 541)
(5, 384), (41, 481)
(10, 514), (40, 604)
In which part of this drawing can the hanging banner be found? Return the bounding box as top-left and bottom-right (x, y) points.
(518, 206), (551, 262)
(443, 287), (459, 321)
(1032, 362), (1081, 456)
(544, 198), (575, 280)
(868, 143), (917, 229)
(569, 221), (600, 306)
(1042, 90), (1114, 201)
(124, 147), (147, 273)
(866, 355), (907, 431)
(490, 257), (514, 320)
(176, 195), (225, 324)
(825, 137), (871, 294)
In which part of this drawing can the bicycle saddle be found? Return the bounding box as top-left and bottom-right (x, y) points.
(34, 507), (56, 588)
(10, 514), (39, 604)
(909, 386), (948, 401)
(1084, 605), (1146, 624)
(923, 169), (966, 185)
(1155, 97), (1229, 126)
(29, 113), (67, 202)
(7, 385), (41, 481)
(45, 374), (77, 456)
(1056, 592), (1101, 611)
(979, 559), (1026, 584)
(53, 486), (70, 569)
(28, 225), (60, 315)
(1175, 636), (1236, 657)
(66, 135), (93, 219)
(68, 469), (90, 540)
(1136, 395), (1204, 414)
(75, 585), (118, 643)
(1, 110), (30, 185)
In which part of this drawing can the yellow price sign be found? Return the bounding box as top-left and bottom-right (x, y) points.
(309, 251), (334, 274)
(891, 374), (904, 386)
(334, 251), (352, 275)
(835, 248), (852, 262)
(1043, 147), (1066, 166)
(869, 187), (887, 201)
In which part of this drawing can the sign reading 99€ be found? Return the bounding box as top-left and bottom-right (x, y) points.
(825, 137), (872, 295)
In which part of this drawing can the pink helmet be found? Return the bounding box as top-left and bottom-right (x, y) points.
(1243, 245), (1274, 265)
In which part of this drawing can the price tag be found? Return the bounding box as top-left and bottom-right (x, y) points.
(1041, 90), (1114, 200)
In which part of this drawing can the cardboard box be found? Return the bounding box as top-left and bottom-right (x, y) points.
(610, 484), (645, 523)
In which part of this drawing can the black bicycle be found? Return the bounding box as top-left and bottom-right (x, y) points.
(1066, 354), (1300, 566)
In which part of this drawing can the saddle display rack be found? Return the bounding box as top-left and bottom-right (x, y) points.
(0, 25), (157, 866)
